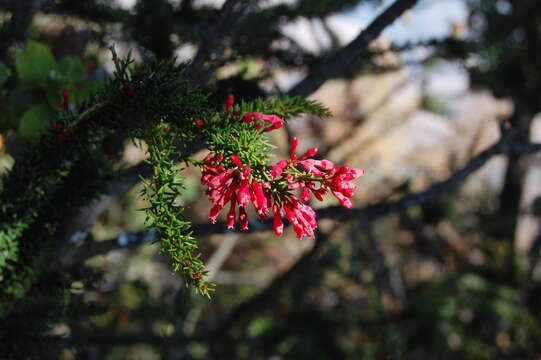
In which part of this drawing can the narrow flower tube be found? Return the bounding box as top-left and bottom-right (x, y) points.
(230, 155), (243, 167)
(272, 203), (284, 236)
(263, 118), (284, 132)
(251, 181), (268, 217)
(301, 188), (310, 202)
(226, 198), (237, 229)
(270, 160), (288, 178)
(239, 207), (249, 230)
(226, 94), (235, 111)
(300, 147), (318, 160)
(209, 203), (223, 224)
(290, 137), (298, 161)
(237, 180), (251, 207)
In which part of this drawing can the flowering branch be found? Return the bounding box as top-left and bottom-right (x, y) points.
(197, 96), (364, 240)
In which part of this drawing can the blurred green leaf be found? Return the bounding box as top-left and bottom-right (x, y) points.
(9, 87), (42, 119)
(17, 103), (55, 143)
(0, 63), (8, 88)
(248, 316), (273, 337)
(57, 57), (84, 83)
(15, 41), (57, 86)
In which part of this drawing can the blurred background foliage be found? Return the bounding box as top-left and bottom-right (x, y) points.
(2, 0), (541, 358)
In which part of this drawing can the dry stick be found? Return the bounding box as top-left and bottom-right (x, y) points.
(204, 228), (329, 340)
(182, 234), (239, 335)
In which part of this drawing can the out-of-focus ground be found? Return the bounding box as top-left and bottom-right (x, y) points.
(6, 1), (537, 356)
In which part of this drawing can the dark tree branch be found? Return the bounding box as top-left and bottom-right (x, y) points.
(287, 0), (420, 97)
(60, 161), (153, 241)
(63, 135), (541, 265)
(55, 136), (541, 346)
(320, 135), (541, 222)
(206, 228), (328, 339)
(187, 0), (256, 85)
(0, 0), (40, 62)
(191, 137), (541, 233)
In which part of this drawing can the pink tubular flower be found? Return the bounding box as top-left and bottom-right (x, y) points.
(200, 109), (364, 239)
(301, 188), (310, 202)
(272, 203), (284, 236)
(263, 118), (284, 133)
(250, 181), (268, 218)
(236, 166), (251, 207)
(239, 207), (248, 230)
(201, 153), (272, 230)
(290, 137), (298, 161)
(241, 112), (284, 132)
(283, 199), (317, 239)
(194, 119), (205, 126)
(230, 155), (243, 167)
(226, 198), (236, 229)
(277, 135), (364, 222)
(270, 160), (288, 179)
(300, 147), (318, 160)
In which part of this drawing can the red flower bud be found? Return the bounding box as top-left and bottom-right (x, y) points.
(226, 198), (236, 229)
(290, 137), (298, 161)
(226, 94), (235, 111)
(239, 207), (248, 230)
(59, 88), (70, 111)
(230, 155), (243, 167)
(270, 160), (288, 178)
(301, 188), (310, 202)
(272, 203), (284, 236)
(263, 118), (284, 133)
(300, 147), (318, 160)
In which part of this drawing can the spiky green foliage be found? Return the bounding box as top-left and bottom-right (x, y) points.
(237, 97), (332, 120)
(140, 124), (214, 297)
(0, 45), (332, 311)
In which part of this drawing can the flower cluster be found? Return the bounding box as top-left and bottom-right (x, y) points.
(199, 96), (364, 239)
(275, 136), (365, 210)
